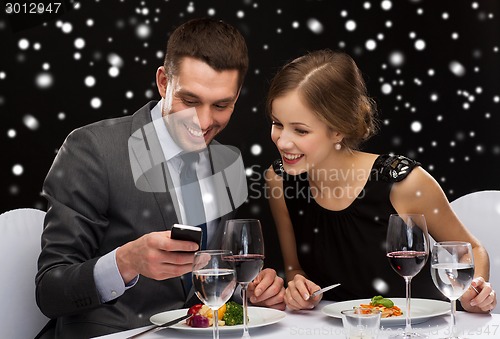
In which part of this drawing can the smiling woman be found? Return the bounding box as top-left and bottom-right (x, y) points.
(264, 49), (497, 314)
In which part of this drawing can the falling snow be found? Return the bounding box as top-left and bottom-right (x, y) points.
(136, 24), (151, 39)
(380, 1), (391, 11)
(307, 18), (323, 34)
(250, 144), (262, 156)
(109, 67), (120, 77)
(12, 164), (24, 176)
(35, 73), (53, 88)
(449, 61), (466, 77)
(18, 38), (29, 50)
(373, 278), (389, 294)
(411, 121), (423, 133)
(84, 76), (96, 87)
(61, 22), (73, 34)
(345, 20), (356, 31)
(1, 0), (499, 275)
(389, 51), (404, 67)
(23, 115), (40, 130)
(414, 39), (426, 50)
(381, 83), (392, 95)
(74, 38), (85, 49)
(90, 97), (102, 109)
(107, 53), (124, 67)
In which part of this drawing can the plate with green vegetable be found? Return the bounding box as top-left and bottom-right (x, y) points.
(150, 302), (286, 333)
(322, 297), (450, 326)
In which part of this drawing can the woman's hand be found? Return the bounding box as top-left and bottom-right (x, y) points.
(247, 268), (286, 310)
(284, 274), (322, 310)
(460, 277), (497, 313)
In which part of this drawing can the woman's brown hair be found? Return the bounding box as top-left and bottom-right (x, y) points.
(267, 49), (378, 150)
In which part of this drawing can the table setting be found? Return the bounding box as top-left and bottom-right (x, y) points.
(93, 298), (500, 339)
(93, 217), (500, 339)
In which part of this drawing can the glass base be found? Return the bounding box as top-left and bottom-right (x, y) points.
(389, 332), (427, 339)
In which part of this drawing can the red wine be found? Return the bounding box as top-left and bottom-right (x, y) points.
(225, 254), (264, 283)
(387, 251), (427, 277)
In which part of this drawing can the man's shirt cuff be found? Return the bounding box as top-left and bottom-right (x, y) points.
(94, 248), (139, 303)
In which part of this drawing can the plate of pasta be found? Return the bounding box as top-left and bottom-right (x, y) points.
(322, 297), (450, 326)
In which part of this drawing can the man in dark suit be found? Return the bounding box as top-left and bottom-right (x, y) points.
(35, 18), (285, 338)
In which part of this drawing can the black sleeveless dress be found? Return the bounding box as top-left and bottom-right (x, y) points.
(272, 154), (446, 302)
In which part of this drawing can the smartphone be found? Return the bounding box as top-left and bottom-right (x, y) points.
(170, 224), (202, 250)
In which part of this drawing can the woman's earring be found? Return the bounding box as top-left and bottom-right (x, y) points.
(335, 142), (342, 151)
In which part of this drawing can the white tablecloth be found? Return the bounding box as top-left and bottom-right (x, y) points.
(93, 301), (500, 339)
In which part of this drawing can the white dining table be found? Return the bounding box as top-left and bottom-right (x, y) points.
(93, 301), (500, 339)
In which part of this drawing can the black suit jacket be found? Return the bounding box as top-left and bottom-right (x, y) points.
(36, 101), (245, 338)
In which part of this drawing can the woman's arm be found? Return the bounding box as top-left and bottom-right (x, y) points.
(390, 166), (496, 312)
(264, 166), (321, 310)
(264, 166), (304, 283)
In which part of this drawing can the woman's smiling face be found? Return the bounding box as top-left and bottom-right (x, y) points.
(270, 89), (341, 175)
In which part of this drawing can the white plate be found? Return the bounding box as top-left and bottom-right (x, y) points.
(150, 306), (286, 332)
(322, 298), (450, 326)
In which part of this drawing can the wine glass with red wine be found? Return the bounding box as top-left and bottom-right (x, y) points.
(386, 214), (429, 339)
(222, 219), (265, 338)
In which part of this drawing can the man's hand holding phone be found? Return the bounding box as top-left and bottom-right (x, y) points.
(170, 224), (203, 250)
(116, 226), (202, 283)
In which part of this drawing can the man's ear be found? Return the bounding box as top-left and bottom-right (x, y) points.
(156, 66), (167, 98)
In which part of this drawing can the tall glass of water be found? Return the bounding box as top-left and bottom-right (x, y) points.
(192, 250), (237, 339)
(431, 241), (474, 339)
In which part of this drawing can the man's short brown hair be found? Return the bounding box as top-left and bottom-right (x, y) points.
(164, 18), (249, 89)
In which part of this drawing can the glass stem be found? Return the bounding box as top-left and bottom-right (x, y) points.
(450, 299), (457, 338)
(404, 276), (413, 336)
(241, 283), (250, 338)
(213, 308), (219, 339)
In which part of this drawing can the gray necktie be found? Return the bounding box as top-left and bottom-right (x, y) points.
(179, 152), (208, 295)
(179, 152), (208, 249)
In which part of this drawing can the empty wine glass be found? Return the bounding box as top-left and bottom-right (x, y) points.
(386, 214), (429, 339)
(192, 250), (237, 339)
(431, 241), (474, 339)
(222, 219), (265, 338)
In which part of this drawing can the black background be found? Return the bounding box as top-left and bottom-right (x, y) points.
(1, 0), (499, 275)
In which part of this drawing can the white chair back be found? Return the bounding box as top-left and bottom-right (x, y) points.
(0, 208), (49, 339)
(450, 190), (500, 313)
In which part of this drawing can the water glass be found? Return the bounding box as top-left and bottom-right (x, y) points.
(431, 241), (474, 339)
(192, 250), (237, 339)
(341, 308), (381, 339)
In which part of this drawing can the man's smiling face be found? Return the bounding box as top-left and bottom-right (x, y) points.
(159, 57), (240, 152)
